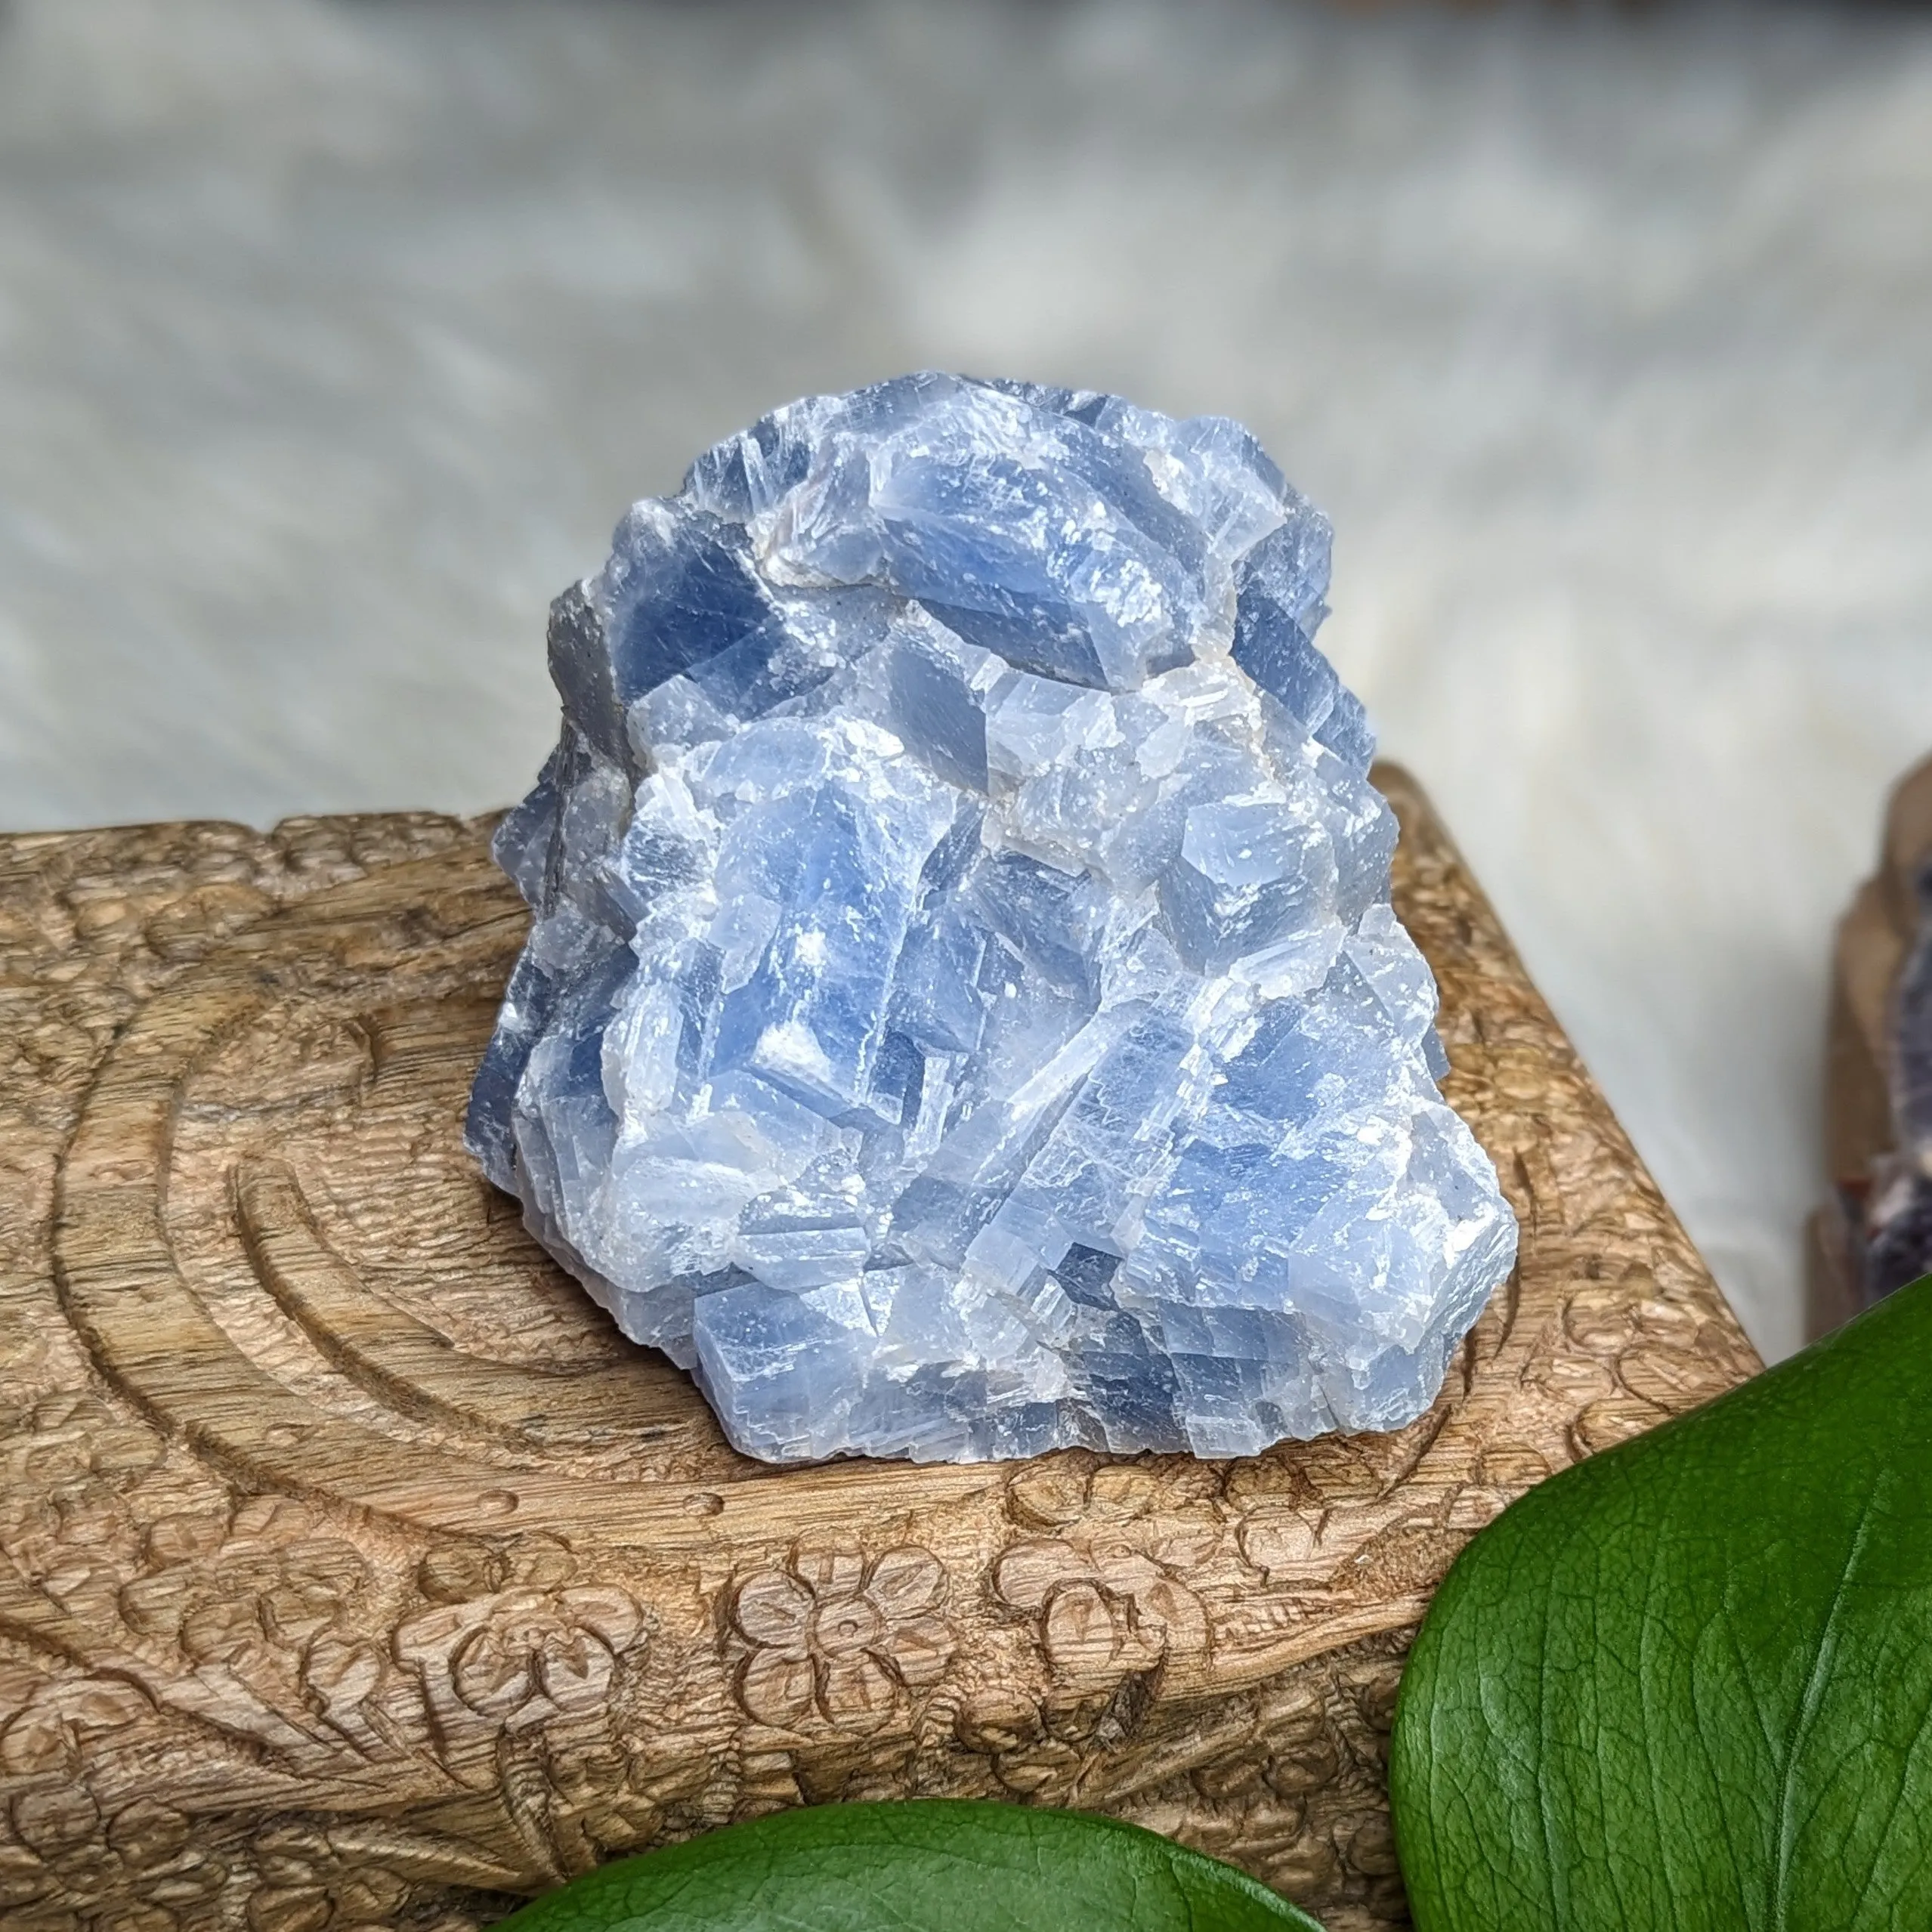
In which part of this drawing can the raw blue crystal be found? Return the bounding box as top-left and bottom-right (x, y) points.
(469, 374), (1518, 1463)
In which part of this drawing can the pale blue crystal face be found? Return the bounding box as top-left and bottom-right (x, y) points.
(469, 374), (1517, 1463)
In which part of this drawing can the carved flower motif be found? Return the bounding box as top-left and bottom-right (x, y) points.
(118, 1498), (369, 1677)
(0, 1669), (224, 1922)
(450, 1589), (633, 1721)
(730, 1547), (954, 1731)
(0, 1779), (224, 1927)
(0, 1394), (162, 1611)
(1226, 1425), (1454, 1597)
(996, 1464), (1216, 1690)
(7, 1393), (162, 1493)
(238, 1822), (413, 1932)
(395, 1584), (645, 1734)
(1560, 1275), (1748, 1457)
(0, 1671), (150, 1800)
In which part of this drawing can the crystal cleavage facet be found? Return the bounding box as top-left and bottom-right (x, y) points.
(467, 374), (1517, 1464)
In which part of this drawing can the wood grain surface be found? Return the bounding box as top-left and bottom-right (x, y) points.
(0, 765), (1757, 1932)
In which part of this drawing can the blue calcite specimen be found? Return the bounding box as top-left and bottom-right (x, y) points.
(468, 375), (1518, 1463)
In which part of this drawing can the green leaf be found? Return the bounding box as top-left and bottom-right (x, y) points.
(1391, 1272), (1932, 1930)
(496, 1799), (1326, 1932)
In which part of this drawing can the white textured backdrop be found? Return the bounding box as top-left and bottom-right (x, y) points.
(5, 0), (1931, 1359)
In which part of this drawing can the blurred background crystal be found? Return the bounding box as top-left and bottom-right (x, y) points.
(1806, 755), (1932, 1333)
(5, 0), (1932, 1362)
(470, 376), (1516, 1461)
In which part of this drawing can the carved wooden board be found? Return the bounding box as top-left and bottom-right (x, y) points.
(0, 765), (1757, 1932)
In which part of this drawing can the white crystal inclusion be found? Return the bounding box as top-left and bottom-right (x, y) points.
(468, 373), (1517, 1464)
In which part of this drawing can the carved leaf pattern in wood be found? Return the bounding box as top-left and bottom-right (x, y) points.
(0, 774), (1758, 1932)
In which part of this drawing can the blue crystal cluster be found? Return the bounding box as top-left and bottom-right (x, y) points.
(468, 375), (1517, 1463)
(1865, 869), (1932, 1300)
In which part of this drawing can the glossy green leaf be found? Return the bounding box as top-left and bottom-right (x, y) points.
(497, 1800), (1325, 1932)
(1392, 1273), (1932, 1930)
